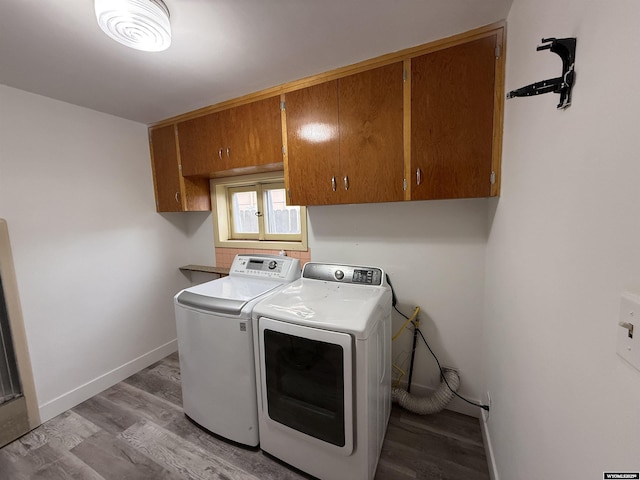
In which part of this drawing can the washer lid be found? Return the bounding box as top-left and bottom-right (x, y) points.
(252, 278), (389, 339)
(176, 276), (282, 315)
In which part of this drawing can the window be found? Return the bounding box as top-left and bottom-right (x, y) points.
(227, 182), (301, 241)
(211, 173), (307, 251)
(228, 186), (260, 237)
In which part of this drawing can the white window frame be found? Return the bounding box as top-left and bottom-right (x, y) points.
(227, 184), (261, 240)
(211, 172), (308, 251)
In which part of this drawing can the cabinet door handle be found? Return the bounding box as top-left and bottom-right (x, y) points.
(226, 147), (231, 158)
(174, 192), (180, 204)
(218, 148), (223, 160)
(331, 176), (337, 191)
(344, 176), (349, 191)
(416, 168), (422, 186)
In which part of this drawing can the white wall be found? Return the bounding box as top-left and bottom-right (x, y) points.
(308, 199), (489, 415)
(484, 1), (640, 477)
(185, 212), (215, 266)
(0, 85), (192, 422)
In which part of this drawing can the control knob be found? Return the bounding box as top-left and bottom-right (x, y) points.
(268, 260), (277, 270)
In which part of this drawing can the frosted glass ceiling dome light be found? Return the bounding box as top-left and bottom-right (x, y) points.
(95, 0), (171, 52)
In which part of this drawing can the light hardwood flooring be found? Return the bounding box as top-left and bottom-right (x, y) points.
(0, 353), (490, 479)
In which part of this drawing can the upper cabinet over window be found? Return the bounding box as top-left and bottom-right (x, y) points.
(284, 62), (404, 206)
(222, 97), (283, 170)
(177, 96), (283, 176)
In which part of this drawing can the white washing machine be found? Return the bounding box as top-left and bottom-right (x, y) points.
(252, 262), (392, 480)
(174, 254), (300, 447)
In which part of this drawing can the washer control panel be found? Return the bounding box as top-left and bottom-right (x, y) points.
(303, 263), (383, 285)
(230, 254), (300, 281)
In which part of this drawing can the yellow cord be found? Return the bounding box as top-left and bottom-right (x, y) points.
(392, 364), (406, 388)
(391, 306), (420, 387)
(392, 306), (420, 341)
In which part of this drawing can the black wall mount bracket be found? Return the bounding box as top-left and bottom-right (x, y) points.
(506, 37), (577, 109)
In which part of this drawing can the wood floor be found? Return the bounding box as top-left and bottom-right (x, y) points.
(0, 353), (490, 479)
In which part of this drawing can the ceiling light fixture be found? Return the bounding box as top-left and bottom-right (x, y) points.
(95, 0), (171, 52)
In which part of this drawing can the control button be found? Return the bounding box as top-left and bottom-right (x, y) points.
(268, 260), (277, 270)
(335, 270), (344, 280)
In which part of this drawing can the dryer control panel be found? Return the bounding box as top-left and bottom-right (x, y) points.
(303, 263), (383, 285)
(230, 254), (300, 281)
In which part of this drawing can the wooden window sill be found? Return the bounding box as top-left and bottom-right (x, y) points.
(179, 265), (230, 277)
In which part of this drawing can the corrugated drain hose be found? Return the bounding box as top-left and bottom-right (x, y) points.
(386, 273), (489, 414)
(391, 304), (460, 414)
(391, 368), (460, 415)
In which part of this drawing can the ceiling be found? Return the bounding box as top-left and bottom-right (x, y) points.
(0, 0), (512, 125)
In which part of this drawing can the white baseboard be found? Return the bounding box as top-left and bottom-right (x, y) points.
(398, 381), (498, 477)
(38, 339), (178, 423)
(481, 416), (500, 480)
(398, 381), (499, 478)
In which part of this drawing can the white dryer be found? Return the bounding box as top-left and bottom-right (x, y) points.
(252, 262), (392, 480)
(174, 254), (300, 447)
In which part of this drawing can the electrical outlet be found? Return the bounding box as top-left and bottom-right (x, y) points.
(482, 391), (491, 422)
(617, 292), (640, 372)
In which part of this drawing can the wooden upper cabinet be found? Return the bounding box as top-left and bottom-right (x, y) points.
(150, 124), (183, 212)
(338, 62), (404, 204)
(150, 25), (505, 211)
(149, 124), (211, 212)
(177, 112), (225, 176)
(177, 96), (283, 176)
(284, 62), (404, 206)
(224, 96), (283, 170)
(285, 81), (340, 206)
(411, 34), (498, 200)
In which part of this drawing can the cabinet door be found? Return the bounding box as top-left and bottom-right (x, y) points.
(224, 96), (283, 170)
(177, 111), (226, 176)
(149, 125), (211, 212)
(338, 62), (404, 204)
(284, 81), (340, 206)
(411, 35), (497, 200)
(150, 125), (183, 212)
